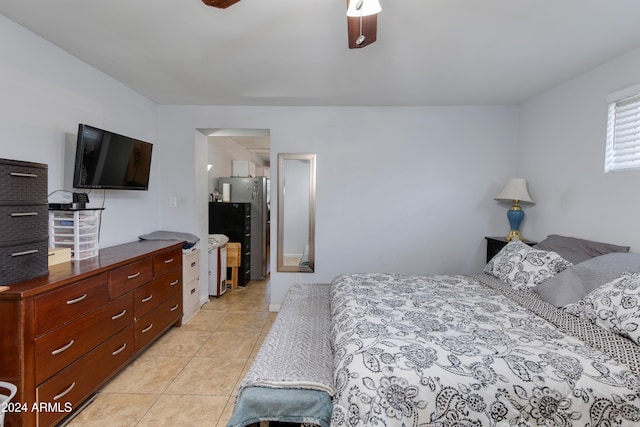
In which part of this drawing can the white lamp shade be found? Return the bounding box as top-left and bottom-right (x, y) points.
(494, 178), (534, 204)
(346, 0), (382, 17)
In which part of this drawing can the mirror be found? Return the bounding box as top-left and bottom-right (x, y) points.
(277, 153), (316, 272)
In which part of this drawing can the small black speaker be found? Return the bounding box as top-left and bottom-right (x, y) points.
(48, 203), (73, 210)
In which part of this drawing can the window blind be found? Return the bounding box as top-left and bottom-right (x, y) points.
(605, 90), (640, 172)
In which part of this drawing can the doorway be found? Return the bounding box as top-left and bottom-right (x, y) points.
(203, 128), (271, 287)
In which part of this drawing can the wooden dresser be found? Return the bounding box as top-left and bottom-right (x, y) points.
(0, 239), (184, 427)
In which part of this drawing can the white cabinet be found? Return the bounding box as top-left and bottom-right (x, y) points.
(208, 244), (227, 296)
(232, 160), (256, 177)
(48, 209), (101, 260)
(182, 248), (201, 324)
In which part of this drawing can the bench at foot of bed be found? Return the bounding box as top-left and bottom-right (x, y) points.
(227, 284), (334, 427)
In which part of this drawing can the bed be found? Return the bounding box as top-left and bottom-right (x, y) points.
(230, 235), (640, 426)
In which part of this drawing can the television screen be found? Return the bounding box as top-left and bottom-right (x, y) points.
(73, 124), (153, 190)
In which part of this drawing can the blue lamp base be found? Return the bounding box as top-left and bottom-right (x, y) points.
(506, 206), (525, 241)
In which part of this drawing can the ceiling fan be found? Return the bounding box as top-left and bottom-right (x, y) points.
(346, 0), (381, 49)
(201, 0), (381, 49)
(201, 0), (240, 8)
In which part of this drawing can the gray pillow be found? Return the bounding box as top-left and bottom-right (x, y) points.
(138, 230), (200, 244)
(533, 234), (629, 265)
(535, 252), (640, 307)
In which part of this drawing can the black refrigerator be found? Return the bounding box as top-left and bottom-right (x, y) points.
(209, 202), (251, 286)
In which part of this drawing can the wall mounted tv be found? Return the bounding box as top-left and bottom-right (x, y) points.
(73, 124), (153, 190)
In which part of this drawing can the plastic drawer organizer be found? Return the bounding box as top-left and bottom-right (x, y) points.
(49, 209), (101, 260)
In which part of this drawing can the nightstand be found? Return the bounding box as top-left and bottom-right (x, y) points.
(485, 236), (537, 263)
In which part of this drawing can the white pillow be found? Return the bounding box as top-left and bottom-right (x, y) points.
(484, 239), (572, 290)
(565, 272), (640, 345)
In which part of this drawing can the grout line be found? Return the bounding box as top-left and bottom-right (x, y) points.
(133, 393), (163, 426)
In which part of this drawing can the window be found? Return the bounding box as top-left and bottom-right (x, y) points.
(605, 83), (640, 172)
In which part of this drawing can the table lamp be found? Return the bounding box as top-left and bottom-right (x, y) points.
(494, 178), (534, 241)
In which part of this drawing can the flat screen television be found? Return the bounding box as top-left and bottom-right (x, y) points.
(73, 124), (153, 190)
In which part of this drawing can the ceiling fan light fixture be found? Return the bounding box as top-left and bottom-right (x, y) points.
(346, 0), (382, 17)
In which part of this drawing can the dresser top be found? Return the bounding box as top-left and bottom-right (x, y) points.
(0, 239), (184, 300)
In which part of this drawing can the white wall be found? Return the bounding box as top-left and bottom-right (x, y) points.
(1, 15), (520, 309)
(517, 47), (640, 251)
(157, 106), (519, 308)
(0, 15), (162, 247)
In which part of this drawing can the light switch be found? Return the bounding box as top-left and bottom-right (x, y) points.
(169, 196), (177, 208)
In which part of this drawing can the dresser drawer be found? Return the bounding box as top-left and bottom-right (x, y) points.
(183, 277), (200, 321)
(134, 269), (181, 318)
(135, 292), (182, 351)
(0, 159), (47, 203)
(0, 204), (48, 243)
(153, 248), (182, 278)
(0, 237), (49, 286)
(36, 325), (134, 427)
(34, 273), (109, 336)
(34, 293), (133, 384)
(182, 249), (199, 284)
(109, 258), (153, 299)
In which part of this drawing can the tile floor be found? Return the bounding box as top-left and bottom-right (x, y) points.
(66, 279), (275, 427)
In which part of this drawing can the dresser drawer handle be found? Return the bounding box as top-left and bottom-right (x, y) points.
(11, 212), (38, 217)
(164, 258), (174, 264)
(51, 340), (75, 356)
(11, 249), (38, 257)
(66, 294), (87, 305)
(170, 304), (179, 312)
(112, 343), (127, 356)
(169, 279), (179, 287)
(127, 271), (141, 280)
(53, 382), (75, 401)
(141, 295), (153, 303)
(111, 309), (127, 320)
(142, 324), (153, 333)
(9, 172), (38, 178)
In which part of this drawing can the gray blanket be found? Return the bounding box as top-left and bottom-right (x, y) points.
(237, 283), (333, 394)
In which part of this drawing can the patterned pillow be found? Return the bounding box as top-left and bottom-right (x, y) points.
(484, 239), (573, 290)
(565, 272), (640, 345)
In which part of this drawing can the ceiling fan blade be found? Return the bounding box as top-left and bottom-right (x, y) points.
(347, 14), (377, 49)
(202, 0), (241, 8)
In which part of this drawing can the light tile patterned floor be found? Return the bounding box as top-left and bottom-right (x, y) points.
(66, 279), (275, 427)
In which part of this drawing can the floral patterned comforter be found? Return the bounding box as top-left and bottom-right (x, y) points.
(330, 273), (640, 426)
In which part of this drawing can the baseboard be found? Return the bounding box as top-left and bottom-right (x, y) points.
(269, 304), (281, 312)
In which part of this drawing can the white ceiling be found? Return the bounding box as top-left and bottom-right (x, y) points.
(3, 1), (640, 107)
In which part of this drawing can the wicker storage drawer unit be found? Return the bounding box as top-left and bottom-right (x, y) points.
(0, 158), (48, 285)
